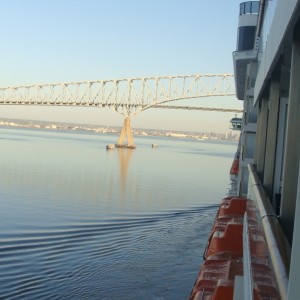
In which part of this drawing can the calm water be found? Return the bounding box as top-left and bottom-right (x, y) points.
(0, 127), (237, 299)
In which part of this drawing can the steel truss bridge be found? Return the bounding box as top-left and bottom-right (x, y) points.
(0, 74), (240, 147)
(0, 74), (239, 115)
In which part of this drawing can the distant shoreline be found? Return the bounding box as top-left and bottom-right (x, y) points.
(0, 118), (239, 142)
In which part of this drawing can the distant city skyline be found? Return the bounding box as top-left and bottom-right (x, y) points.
(0, 117), (240, 141)
(0, 0), (243, 132)
(0, 100), (241, 134)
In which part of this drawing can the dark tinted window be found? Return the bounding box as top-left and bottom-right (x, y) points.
(239, 1), (260, 15)
(238, 26), (256, 50)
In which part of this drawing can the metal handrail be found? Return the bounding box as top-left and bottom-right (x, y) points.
(248, 164), (290, 300)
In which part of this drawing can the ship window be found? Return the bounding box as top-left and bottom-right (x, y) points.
(239, 1), (260, 15)
(238, 26), (256, 51)
(251, 2), (259, 13)
(245, 2), (251, 13)
(241, 167), (249, 195)
(248, 110), (257, 123)
(245, 133), (255, 159)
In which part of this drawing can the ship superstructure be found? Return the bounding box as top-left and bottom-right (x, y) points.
(190, 1), (300, 299)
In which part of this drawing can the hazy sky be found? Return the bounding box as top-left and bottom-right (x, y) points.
(0, 0), (243, 133)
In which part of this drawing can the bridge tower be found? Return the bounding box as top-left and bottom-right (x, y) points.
(115, 117), (136, 149)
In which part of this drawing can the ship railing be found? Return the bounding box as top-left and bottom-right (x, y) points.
(247, 163), (290, 300)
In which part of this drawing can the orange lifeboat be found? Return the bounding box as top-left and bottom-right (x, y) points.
(189, 196), (280, 300)
(190, 279), (234, 300)
(203, 199), (267, 259)
(203, 222), (244, 259)
(230, 158), (239, 175)
(189, 254), (280, 300)
(230, 154), (239, 181)
(215, 197), (256, 220)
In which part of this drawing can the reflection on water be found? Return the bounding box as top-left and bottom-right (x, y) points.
(0, 128), (237, 299)
(117, 148), (133, 199)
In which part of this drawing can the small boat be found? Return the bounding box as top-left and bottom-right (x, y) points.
(189, 196), (280, 300)
(151, 143), (158, 148)
(106, 144), (115, 150)
(229, 153), (239, 181)
(115, 144), (136, 149)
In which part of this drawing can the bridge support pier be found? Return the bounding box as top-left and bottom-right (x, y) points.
(115, 117), (136, 149)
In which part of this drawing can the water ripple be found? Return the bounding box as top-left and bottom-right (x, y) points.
(0, 205), (217, 299)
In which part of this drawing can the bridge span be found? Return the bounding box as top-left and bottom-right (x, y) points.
(0, 74), (238, 148)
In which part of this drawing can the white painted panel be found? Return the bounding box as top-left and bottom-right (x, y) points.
(254, 0), (298, 102)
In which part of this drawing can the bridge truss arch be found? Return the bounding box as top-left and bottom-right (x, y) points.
(0, 74), (236, 116)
